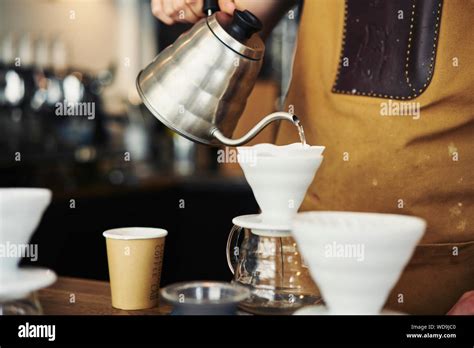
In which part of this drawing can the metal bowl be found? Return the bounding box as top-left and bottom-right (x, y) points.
(160, 281), (249, 315)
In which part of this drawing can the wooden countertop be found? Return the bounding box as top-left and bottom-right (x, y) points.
(38, 277), (171, 315)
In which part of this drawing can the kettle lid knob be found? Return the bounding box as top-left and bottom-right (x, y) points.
(226, 10), (263, 42)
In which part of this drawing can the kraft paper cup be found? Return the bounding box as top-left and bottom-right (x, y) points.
(103, 227), (167, 310)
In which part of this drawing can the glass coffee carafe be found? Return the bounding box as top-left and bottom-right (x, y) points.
(226, 217), (321, 315)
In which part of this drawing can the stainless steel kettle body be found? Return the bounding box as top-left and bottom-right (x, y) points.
(136, 11), (296, 146)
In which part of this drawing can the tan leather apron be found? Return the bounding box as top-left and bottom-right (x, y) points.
(279, 0), (474, 314)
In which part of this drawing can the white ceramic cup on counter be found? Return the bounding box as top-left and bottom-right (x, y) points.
(292, 211), (426, 315)
(0, 188), (52, 275)
(0, 188), (57, 303)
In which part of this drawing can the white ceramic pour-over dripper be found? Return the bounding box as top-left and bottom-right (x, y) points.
(237, 143), (325, 226)
(0, 188), (52, 275)
(292, 212), (426, 315)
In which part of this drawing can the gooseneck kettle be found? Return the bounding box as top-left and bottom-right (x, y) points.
(136, 0), (297, 146)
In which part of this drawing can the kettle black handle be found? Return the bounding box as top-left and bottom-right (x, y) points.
(227, 9), (262, 41)
(203, 0), (220, 16)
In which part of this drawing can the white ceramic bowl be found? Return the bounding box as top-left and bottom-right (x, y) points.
(292, 211), (426, 314)
(0, 188), (52, 274)
(237, 143), (324, 225)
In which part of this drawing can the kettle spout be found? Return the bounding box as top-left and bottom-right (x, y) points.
(211, 112), (299, 147)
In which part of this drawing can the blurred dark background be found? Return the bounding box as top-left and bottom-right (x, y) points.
(0, 0), (300, 285)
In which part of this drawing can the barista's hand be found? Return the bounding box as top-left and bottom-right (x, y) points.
(447, 290), (474, 315)
(151, 0), (236, 25)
